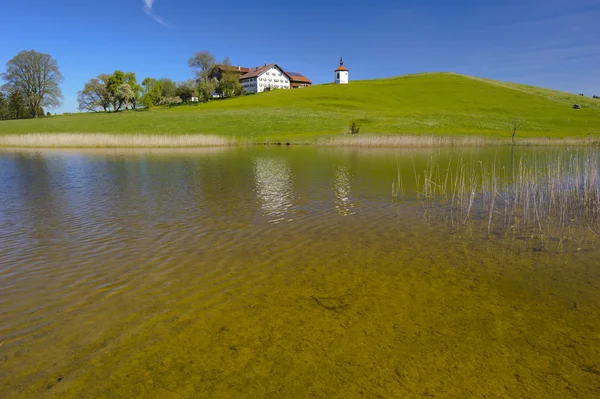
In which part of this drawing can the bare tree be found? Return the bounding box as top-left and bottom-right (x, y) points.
(1, 50), (63, 118)
(511, 117), (522, 145)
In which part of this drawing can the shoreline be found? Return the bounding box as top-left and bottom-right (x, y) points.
(0, 133), (599, 148)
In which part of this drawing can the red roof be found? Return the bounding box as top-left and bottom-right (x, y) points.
(216, 65), (250, 73)
(335, 65), (349, 72)
(239, 64), (292, 81)
(286, 72), (312, 84)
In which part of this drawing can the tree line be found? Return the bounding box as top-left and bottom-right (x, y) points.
(76, 71), (200, 112)
(0, 49), (243, 119)
(0, 50), (63, 120)
(78, 50), (243, 112)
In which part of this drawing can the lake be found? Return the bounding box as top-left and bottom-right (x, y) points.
(1, 146), (599, 398)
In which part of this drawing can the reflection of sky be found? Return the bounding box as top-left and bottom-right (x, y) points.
(253, 158), (295, 223)
(334, 164), (355, 216)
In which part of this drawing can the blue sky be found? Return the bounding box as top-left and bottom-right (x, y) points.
(1, 0), (598, 113)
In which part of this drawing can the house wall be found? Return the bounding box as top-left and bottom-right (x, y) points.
(291, 82), (311, 89)
(241, 66), (291, 93)
(240, 77), (258, 93)
(335, 70), (349, 84)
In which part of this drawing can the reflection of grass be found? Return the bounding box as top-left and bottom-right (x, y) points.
(1, 73), (599, 144)
(407, 151), (600, 251)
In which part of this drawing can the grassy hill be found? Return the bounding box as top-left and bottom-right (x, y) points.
(1, 73), (599, 143)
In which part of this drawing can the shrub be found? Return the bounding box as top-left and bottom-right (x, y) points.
(349, 121), (360, 134)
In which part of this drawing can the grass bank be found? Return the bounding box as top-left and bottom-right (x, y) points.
(1, 73), (599, 146)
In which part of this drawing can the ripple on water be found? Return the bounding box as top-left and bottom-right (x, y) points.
(0, 147), (599, 398)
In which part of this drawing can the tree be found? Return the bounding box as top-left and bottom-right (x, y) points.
(77, 74), (112, 112)
(176, 80), (197, 103)
(511, 117), (521, 145)
(161, 96), (183, 107)
(141, 93), (155, 109)
(125, 72), (142, 110)
(189, 51), (217, 101)
(188, 51), (216, 78)
(142, 78), (162, 108)
(1, 50), (63, 118)
(116, 84), (136, 110)
(0, 91), (9, 120)
(197, 79), (218, 102)
(218, 70), (242, 98)
(158, 78), (177, 98)
(107, 71), (126, 111)
(8, 90), (26, 119)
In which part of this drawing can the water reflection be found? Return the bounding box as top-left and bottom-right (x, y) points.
(253, 157), (295, 223)
(1, 147), (600, 398)
(333, 164), (355, 216)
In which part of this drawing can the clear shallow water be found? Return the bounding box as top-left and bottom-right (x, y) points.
(0, 147), (599, 398)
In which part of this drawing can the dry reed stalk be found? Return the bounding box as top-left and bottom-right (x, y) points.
(411, 151), (600, 252)
(0, 134), (234, 148)
(323, 135), (600, 148)
(323, 135), (500, 148)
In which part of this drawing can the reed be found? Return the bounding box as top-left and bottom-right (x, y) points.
(322, 135), (600, 148)
(402, 151), (600, 252)
(0, 133), (234, 148)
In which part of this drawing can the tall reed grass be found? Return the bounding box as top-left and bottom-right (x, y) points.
(0, 134), (234, 148)
(399, 151), (600, 252)
(324, 135), (600, 148)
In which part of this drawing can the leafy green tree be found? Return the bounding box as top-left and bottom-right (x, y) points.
(218, 71), (242, 98)
(0, 91), (9, 120)
(141, 93), (155, 109)
(158, 78), (177, 98)
(107, 71), (126, 111)
(142, 78), (162, 107)
(197, 79), (218, 102)
(175, 80), (197, 103)
(1, 50), (63, 118)
(8, 90), (26, 119)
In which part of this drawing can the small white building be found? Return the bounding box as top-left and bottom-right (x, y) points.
(335, 57), (349, 84)
(239, 64), (292, 93)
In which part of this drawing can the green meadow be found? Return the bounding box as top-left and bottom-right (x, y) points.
(1, 73), (599, 143)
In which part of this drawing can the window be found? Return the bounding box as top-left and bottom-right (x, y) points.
(337, 72), (340, 79)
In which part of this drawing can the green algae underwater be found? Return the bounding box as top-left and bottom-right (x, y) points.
(0, 146), (599, 398)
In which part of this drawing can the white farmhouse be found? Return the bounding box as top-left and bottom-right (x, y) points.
(239, 64), (292, 93)
(335, 57), (349, 84)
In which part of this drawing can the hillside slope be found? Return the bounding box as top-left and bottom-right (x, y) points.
(1, 73), (598, 142)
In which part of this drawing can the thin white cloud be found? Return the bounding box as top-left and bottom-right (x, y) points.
(143, 0), (168, 27)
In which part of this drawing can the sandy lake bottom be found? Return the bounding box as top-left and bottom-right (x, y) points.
(1, 146), (599, 398)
